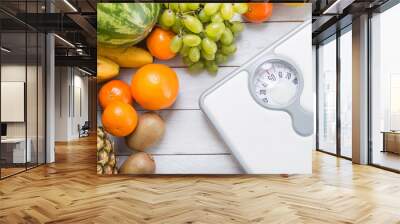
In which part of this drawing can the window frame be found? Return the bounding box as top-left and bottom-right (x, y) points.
(367, 1), (400, 173)
(315, 24), (353, 160)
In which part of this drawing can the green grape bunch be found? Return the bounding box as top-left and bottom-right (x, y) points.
(158, 3), (248, 74)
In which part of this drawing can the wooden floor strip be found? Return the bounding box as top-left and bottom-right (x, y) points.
(0, 136), (399, 223)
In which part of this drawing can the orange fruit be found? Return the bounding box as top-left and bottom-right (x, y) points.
(101, 101), (138, 137)
(243, 3), (273, 23)
(98, 80), (133, 109)
(146, 27), (176, 60)
(131, 64), (179, 110)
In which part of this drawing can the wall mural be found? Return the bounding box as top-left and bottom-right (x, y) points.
(97, 3), (313, 175)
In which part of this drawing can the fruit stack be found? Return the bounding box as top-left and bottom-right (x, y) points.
(97, 127), (118, 175)
(156, 3), (248, 73)
(97, 3), (179, 174)
(96, 2), (274, 174)
(98, 63), (179, 174)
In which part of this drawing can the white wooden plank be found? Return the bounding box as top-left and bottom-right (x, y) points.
(248, 3), (311, 22)
(104, 110), (230, 155)
(230, 3), (310, 22)
(112, 67), (236, 110)
(154, 22), (302, 67)
(117, 154), (244, 174)
(97, 67), (235, 111)
(95, 23), (303, 79)
(221, 22), (302, 66)
(97, 22), (303, 110)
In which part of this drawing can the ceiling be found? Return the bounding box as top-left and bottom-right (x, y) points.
(0, 0), (95, 14)
(1, 0), (397, 73)
(311, 0), (393, 44)
(0, 0), (96, 74)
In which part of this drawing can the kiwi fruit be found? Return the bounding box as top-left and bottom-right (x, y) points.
(119, 152), (156, 174)
(125, 112), (165, 151)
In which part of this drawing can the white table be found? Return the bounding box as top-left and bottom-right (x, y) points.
(1, 138), (31, 163)
(98, 4), (311, 174)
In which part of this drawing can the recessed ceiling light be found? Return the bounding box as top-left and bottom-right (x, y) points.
(63, 0), (78, 12)
(323, 0), (355, 15)
(76, 49), (84, 55)
(78, 67), (92, 76)
(1, 47), (11, 53)
(54, 34), (75, 48)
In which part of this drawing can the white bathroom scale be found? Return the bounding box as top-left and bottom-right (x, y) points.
(199, 21), (314, 174)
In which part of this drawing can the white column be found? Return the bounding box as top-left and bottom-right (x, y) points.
(45, 0), (56, 163)
(352, 14), (369, 164)
(46, 32), (55, 163)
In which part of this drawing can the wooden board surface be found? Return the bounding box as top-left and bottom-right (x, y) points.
(98, 4), (311, 174)
(117, 154), (243, 174)
(114, 110), (230, 155)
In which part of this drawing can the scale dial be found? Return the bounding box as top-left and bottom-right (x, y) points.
(252, 59), (300, 108)
(248, 57), (312, 136)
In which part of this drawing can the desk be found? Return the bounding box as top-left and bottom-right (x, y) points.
(382, 131), (400, 154)
(1, 138), (31, 163)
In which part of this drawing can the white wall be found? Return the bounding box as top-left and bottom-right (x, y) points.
(54, 67), (89, 141)
(55, 66), (69, 141)
(1, 65), (30, 137)
(71, 72), (89, 138)
(1, 63), (46, 164)
(1, 65), (26, 142)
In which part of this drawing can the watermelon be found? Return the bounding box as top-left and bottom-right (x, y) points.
(97, 3), (161, 47)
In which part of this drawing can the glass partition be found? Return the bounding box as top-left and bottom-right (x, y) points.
(317, 37), (337, 155)
(27, 30), (39, 169)
(0, 10), (28, 178)
(370, 3), (400, 171)
(0, 1), (46, 179)
(339, 29), (352, 158)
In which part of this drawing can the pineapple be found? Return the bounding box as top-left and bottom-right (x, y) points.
(97, 127), (118, 175)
